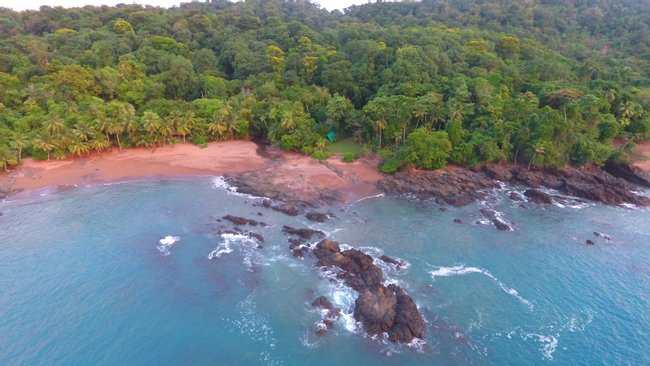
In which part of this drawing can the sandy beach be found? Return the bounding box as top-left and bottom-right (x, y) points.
(0, 141), (383, 203)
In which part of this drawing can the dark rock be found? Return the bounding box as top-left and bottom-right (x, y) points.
(453, 218), (463, 224)
(246, 232), (265, 244)
(509, 192), (524, 201)
(282, 226), (325, 240)
(493, 218), (513, 231)
(480, 208), (498, 220)
(272, 203), (301, 216)
(444, 194), (474, 207)
(439, 207), (448, 211)
(257, 212), (263, 216)
(604, 162), (650, 188)
(288, 238), (304, 250)
(484, 164), (513, 181)
(380, 255), (403, 268)
(354, 284), (426, 343)
(312, 296), (334, 310)
(217, 229), (239, 236)
(222, 215), (267, 227)
(305, 212), (329, 223)
(292, 247), (309, 258)
(586, 239), (595, 245)
(262, 199), (272, 208)
(524, 189), (554, 204)
(312, 240), (425, 343)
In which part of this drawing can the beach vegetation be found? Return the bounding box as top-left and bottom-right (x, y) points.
(0, 0), (647, 173)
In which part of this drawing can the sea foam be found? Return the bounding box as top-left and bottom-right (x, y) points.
(156, 235), (180, 256)
(430, 264), (534, 311)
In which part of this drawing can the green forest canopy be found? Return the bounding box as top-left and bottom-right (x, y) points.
(0, 0), (649, 172)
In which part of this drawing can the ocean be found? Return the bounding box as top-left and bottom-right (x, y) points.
(1, 177), (649, 365)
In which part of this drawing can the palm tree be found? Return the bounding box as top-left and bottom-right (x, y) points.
(315, 138), (328, 153)
(528, 141), (547, 170)
(72, 121), (96, 142)
(106, 120), (124, 151)
(619, 101), (642, 120)
(10, 132), (31, 162)
(43, 115), (65, 136)
(159, 119), (175, 145)
(0, 145), (18, 172)
(207, 117), (227, 140)
(176, 112), (197, 143)
(89, 138), (111, 154)
(373, 116), (388, 147)
(33, 135), (57, 161)
(68, 138), (91, 157)
(142, 111), (162, 136)
(280, 112), (296, 131)
(97, 115), (111, 142)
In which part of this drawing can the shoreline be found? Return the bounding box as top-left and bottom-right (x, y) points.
(2, 139), (650, 207)
(0, 141), (384, 204)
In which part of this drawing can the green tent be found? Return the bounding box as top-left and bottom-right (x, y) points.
(326, 130), (336, 142)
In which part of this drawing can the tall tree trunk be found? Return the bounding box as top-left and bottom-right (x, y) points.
(116, 134), (122, 152)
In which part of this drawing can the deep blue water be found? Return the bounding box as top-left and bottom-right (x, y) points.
(1, 177), (649, 365)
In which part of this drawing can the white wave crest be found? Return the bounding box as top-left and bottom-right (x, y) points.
(157, 235), (180, 256)
(208, 233), (263, 271)
(211, 176), (261, 199)
(430, 264), (534, 311)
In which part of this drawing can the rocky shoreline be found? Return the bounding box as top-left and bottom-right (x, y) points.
(225, 161), (650, 218)
(379, 163), (650, 208)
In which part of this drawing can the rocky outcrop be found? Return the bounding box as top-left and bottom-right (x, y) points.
(282, 226), (325, 240)
(379, 164), (650, 207)
(604, 162), (650, 188)
(311, 295), (341, 336)
(354, 284), (425, 342)
(312, 240), (425, 343)
(378, 168), (498, 206)
(282, 226), (325, 258)
(524, 189), (554, 204)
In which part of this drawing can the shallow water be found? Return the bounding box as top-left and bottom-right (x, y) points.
(1, 177), (649, 365)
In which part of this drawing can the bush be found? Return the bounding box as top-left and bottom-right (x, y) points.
(311, 151), (330, 161)
(189, 134), (208, 148)
(342, 152), (359, 163)
(380, 156), (403, 173)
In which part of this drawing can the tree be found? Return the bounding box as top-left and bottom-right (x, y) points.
(0, 145), (18, 171)
(10, 132), (31, 162)
(141, 111), (162, 142)
(33, 135), (57, 161)
(402, 128), (452, 170)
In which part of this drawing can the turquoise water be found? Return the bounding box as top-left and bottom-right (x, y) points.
(1, 178), (649, 365)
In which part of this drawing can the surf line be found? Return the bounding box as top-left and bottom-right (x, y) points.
(429, 264), (534, 311)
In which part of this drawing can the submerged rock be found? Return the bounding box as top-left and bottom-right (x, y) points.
(282, 226), (325, 240)
(305, 212), (329, 223)
(380, 255), (404, 268)
(586, 239), (595, 245)
(272, 203), (301, 216)
(222, 215), (267, 227)
(593, 231), (612, 241)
